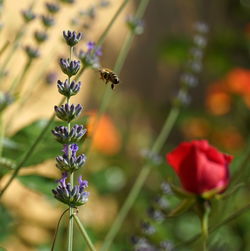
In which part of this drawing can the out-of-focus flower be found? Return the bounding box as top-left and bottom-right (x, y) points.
(166, 140), (233, 195)
(45, 2), (60, 14)
(41, 15), (55, 28)
(126, 15), (144, 35)
(45, 71), (58, 85)
(226, 68), (250, 94)
(0, 92), (13, 112)
(24, 45), (40, 59)
(21, 9), (36, 23)
(181, 118), (210, 139)
(87, 112), (121, 155)
(52, 172), (89, 207)
(77, 41), (102, 69)
(98, 0), (110, 7)
(212, 127), (245, 152)
(206, 81), (231, 115)
(34, 31), (48, 44)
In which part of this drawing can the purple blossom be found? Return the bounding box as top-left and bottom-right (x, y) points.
(52, 172), (89, 207)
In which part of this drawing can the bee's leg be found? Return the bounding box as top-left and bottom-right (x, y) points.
(105, 80), (108, 84)
(111, 84), (114, 90)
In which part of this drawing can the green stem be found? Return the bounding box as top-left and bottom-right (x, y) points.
(74, 0), (132, 83)
(151, 106), (179, 153)
(96, 0), (131, 47)
(0, 24), (27, 83)
(51, 208), (69, 251)
(0, 97), (66, 198)
(176, 202), (250, 248)
(67, 46), (74, 251)
(0, 40), (10, 57)
(68, 174), (74, 251)
(101, 164), (152, 251)
(9, 58), (32, 94)
(73, 214), (96, 251)
(86, 0), (151, 155)
(101, 107), (179, 251)
(0, 113), (4, 157)
(201, 202), (210, 251)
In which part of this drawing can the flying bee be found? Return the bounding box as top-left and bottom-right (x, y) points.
(98, 68), (120, 90)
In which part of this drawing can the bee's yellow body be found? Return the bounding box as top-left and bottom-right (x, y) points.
(99, 68), (120, 90)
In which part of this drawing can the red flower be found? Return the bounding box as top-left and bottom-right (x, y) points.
(166, 140), (233, 195)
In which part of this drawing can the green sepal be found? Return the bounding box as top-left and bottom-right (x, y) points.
(167, 198), (196, 217)
(170, 183), (194, 198)
(215, 183), (245, 200)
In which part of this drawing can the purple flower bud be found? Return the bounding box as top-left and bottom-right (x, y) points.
(45, 2), (60, 14)
(34, 31), (48, 44)
(54, 103), (83, 122)
(21, 9), (36, 23)
(63, 30), (82, 47)
(59, 58), (81, 77)
(57, 79), (81, 98)
(52, 124), (87, 144)
(41, 15), (55, 28)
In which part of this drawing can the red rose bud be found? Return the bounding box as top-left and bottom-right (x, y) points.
(166, 140), (233, 195)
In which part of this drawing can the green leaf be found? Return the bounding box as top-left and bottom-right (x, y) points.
(3, 117), (88, 168)
(159, 36), (192, 65)
(3, 120), (61, 167)
(0, 205), (13, 242)
(18, 174), (56, 198)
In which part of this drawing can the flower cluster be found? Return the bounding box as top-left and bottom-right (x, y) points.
(174, 22), (209, 106)
(52, 30), (89, 208)
(77, 41), (102, 69)
(126, 15), (144, 35)
(23, 1), (65, 59)
(52, 173), (89, 207)
(206, 68), (250, 115)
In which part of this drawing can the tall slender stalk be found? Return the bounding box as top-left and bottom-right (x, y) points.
(176, 202), (250, 248)
(101, 106), (179, 251)
(9, 58), (32, 94)
(96, 0), (131, 46)
(86, 0), (150, 155)
(68, 174), (74, 251)
(73, 214), (97, 251)
(67, 47), (74, 251)
(0, 113), (4, 157)
(0, 24), (27, 83)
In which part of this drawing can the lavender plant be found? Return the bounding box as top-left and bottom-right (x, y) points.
(51, 30), (95, 250)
